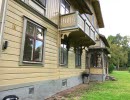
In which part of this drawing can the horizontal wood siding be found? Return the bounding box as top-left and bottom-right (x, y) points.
(0, 0), (86, 87)
(0, 0), (59, 86)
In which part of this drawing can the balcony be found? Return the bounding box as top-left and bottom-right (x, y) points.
(60, 11), (97, 47)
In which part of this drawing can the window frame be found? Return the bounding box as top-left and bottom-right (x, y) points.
(32, 0), (46, 8)
(60, 0), (70, 15)
(75, 47), (82, 68)
(20, 17), (46, 66)
(60, 39), (68, 66)
(21, 0), (46, 16)
(90, 51), (102, 68)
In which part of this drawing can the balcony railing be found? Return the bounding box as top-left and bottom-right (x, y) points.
(60, 11), (98, 41)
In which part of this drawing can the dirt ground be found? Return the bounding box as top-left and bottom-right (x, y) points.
(45, 83), (90, 100)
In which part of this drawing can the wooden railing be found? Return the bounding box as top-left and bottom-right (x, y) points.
(60, 11), (98, 41)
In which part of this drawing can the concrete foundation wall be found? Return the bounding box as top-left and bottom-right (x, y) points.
(90, 74), (106, 82)
(0, 75), (82, 100)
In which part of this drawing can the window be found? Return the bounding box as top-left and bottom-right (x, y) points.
(62, 79), (67, 87)
(60, 39), (68, 65)
(21, 0), (46, 15)
(21, 18), (45, 64)
(60, 0), (70, 15)
(90, 52), (102, 67)
(34, 0), (46, 7)
(75, 47), (82, 67)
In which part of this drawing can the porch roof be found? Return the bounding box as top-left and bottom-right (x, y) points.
(67, 0), (93, 15)
(89, 47), (110, 54)
(61, 28), (95, 47)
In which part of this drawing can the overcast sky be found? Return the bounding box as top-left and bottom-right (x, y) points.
(99, 0), (130, 38)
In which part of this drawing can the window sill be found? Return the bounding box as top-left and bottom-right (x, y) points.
(75, 66), (81, 69)
(19, 61), (44, 67)
(59, 64), (68, 68)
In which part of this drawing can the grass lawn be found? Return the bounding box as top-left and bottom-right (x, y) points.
(80, 71), (130, 100)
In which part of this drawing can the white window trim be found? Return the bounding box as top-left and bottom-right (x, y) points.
(0, 0), (8, 56)
(19, 17), (46, 66)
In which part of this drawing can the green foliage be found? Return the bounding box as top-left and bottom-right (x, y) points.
(109, 64), (114, 73)
(128, 67), (130, 73)
(80, 71), (130, 100)
(107, 34), (130, 68)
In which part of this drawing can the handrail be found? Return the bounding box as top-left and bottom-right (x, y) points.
(60, 11), (97, 41)
(84, 14), (99, 35)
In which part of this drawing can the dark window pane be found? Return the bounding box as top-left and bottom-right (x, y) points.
(36, 27), (44, 40)
(34, 40), (43, 62)
(26, 21), (35, 36)
(60, 0), (70, 15)
(66, 3), (70, 12)
(23, 35), (34, 61)
(61, 0), (66, 7)
(36, 0), (46, 7)
(23, 20), (44, 63)
(60, 42), (67, 65)
(75, 48), (81, 66)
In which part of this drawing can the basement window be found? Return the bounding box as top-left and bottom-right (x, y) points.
(62, 79), (67, 87)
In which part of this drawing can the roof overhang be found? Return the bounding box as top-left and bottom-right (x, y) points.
(89, 47), (110, 54)
(99, 34), (110, 48)
(67, 0), (93, 15)
(91, 0), (104, 28)
(61, 28), (95, 47)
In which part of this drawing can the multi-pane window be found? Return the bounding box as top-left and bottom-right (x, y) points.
(75, 47), (82, 67)
(35, 0), (46, 7)
(90, 52), (102, 67)
(21, 0), (46, 15)
(60, 0), (70, 15)
(22, 19), (45, 63)
(60, 39), (68, 65)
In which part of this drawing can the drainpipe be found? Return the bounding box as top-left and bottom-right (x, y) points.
(0, 0), (8, 56)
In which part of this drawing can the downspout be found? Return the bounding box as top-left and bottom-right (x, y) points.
(0, 0), (8, 56)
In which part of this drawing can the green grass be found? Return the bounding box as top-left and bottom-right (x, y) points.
(80, 71), (130, 100)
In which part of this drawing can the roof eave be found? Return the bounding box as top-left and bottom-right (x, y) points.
(92, 0), (104, 28)
(67, 0), (93, 15)
(99, 34), (110, 48)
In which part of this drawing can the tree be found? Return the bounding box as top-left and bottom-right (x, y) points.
(107, 34), (129, 70)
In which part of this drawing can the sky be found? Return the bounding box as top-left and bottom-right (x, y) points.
(99, 0), (130, 38)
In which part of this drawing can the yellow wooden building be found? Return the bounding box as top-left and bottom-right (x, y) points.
(0, 0), (109, 99)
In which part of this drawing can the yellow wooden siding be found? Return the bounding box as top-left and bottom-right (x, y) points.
(68, 49), (75, 68)
(0, 0), (87, 87)
(90, 68), (103, 74)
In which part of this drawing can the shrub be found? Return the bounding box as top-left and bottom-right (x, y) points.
(128, 67), (130, 73)
(109, 64), (114, 73)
